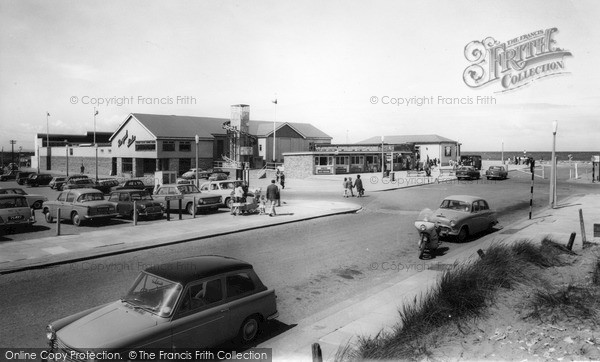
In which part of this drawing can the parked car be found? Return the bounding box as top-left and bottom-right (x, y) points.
(455, 166), (481, 180)
(0, 170), (19, 181)
(25, 173), (53, 187)
(433, 195), (498, 243)
(485, 166), (508, 180)
(199, 180), (250, 208)
(111, 179), (154, 194)
(0, 194), (36, 234)
(208, 172), (229, 181)
(153, 184), (221, 214)
(181, 168), (210, 180)
(94, 178), (120, 194)
(0, 187), (48, 209)
(46, 255), (278, 353)
(49, 176), (67, 190)
(42, 188), (118, 226)
(61, 175), (96, 191)
(15, 171), (34, 185)
(108, 189), (164, 219)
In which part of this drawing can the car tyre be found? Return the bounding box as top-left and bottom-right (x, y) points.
(225, 197), (233, 209)
(236, 315), (261, 346)
(32, 200), (43, 209)
(186, 202), (195, 215)
(457, 226), (469, 243)
(71, 212), (82, 227)
(44, 210), (55, 223)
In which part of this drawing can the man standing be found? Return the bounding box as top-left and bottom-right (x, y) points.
(279, 172), (285, 189)
(354, 175), (364, 197)
(266, 179), (279, 217)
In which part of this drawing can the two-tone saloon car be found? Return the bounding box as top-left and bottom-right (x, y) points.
(485, 165), (508, 180)
(0, 187), (48, 209)
(153, 184), (221, 214)
(434, 195), (498, 243)
(0, 194), (35, 234)
(107, 189), (164, 219)
(42, 188), (118, 226)
(46, 256), (279, 354)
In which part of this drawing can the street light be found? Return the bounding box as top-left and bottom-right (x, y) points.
(381, 136), (385, 177)
(195, 135), (199, 188)
(65, 140), (69, 177)
(501, 139), (504, 165)
(549, 121), (558, 208)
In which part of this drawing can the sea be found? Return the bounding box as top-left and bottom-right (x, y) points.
(465, 151), (599, 162)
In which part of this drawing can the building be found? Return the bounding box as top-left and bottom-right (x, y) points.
(34, 105), (332, 178)
(358, 134), (459, 166)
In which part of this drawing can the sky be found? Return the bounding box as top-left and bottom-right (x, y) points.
(1, 0), (599, 152)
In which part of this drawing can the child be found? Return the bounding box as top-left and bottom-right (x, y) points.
(258, 195), (266, 215)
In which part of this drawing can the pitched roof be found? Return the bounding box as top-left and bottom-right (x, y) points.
(110, 113), (332, 140)
(358, 134), (457, 144)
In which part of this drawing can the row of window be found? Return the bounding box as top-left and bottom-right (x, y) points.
(315, 155), (379, 166)
(133, 141), (193, 152)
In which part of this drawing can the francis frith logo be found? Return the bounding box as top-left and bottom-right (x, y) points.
(463, 28), (572, 92)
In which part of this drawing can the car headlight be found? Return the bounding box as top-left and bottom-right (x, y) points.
(139, 204), (147, 209)
(198, 199), (205, 205)
(450, 220), (456, 228)
(420, 224), (426, 231)
(46, 324), (56, 345)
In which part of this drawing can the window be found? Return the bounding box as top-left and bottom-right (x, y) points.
(120, 193), (130, 202)
(122, 158), (133, 172)
(336, 156), (348, 165)
(66, 192), (75, 203)
(226, 273), (255, 298)
(57, 193), (66, 202)
(478, 200), (489, 210)
(350, 156), (364, 164)
(179, 142), (191, 152)
(315, 156), (332, 166)
(162, 141), (175, 152)
(178, 278), (223, 314)
(0, 197), (27, 208)
(135, 141), (156, 151)
(108, 193), (119, 202)
(445, 146), (452, 157)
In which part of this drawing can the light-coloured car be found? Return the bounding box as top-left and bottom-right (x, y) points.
(0, 194), (36, 233)
(153, 184), (221, 214)
(42, 188), (118, 226)
(434, 195), (498, 243)
(0, 187), (48, 209)
(45, 255), (279, 352)
(199, 180), (244, 208)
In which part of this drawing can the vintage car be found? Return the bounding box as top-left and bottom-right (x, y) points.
(181, 168), (210, 180)
(61, 175), (96, 191)
(42, 188), (118, 226)
(485, 165), (508, 180)
(208, 172), (229, 181)
(49, 176), (67, 190)
(94, 178), (120, 194)
(434, 195), (498, 243)
(108, 189), (164, 219)
(0, 194), (36, 233)
(46, 255), (278, 353)
(455, 166), (481, 180)
(0, 187), (48, 209)
(25, 173), (54, 187)
(15, 171), (35, 185)
(0, 170), (19, 181)
(110, 179), (154, 194)
(153, 184), (221, 214)
(199, 180), (255, 208)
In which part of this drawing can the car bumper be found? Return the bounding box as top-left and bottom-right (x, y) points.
(83, 213), (119, 220)
(438, 226), (458, 236)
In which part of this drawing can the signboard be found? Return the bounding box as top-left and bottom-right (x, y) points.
(594, 224), (600, 238)
(164, 195), (183, 201)
(240, 146), (253, 155)
(593, 155), (600, 162)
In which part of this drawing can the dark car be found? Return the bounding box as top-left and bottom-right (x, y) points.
(46, 256), (278, 353)
(208, 172), (228, 181)
(485, 166), (508, 180)
(95, 178), (120, 194)
(0, 170), (18, 181)
(49, 177), (67, 190)
(456, 166), (481, 180)
(16, 172), (34, 185)
(42, 188), (118, 226)
(25, 173), (53, 187)
(108, 189), (164, 219)
(62, 175), (96, 191)
(111, 179), (154, 194)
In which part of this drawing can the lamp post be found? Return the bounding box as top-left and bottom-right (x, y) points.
(501, 139), (504, 165)
(272, 99), (277, 164)
(195, 135), (199, 188)
(18, 146), (22, 169)
(549, 121), (558, 208)
(65, 140), (69, 177)
(94, 107), (98, 181)
(381, 136), (385, 177)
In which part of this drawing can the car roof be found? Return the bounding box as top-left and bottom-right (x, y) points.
(62, 188), (102, 195)
(161, 183), (196, 187)
(443, 195), (485, 203)
(0, 194), (26, 199)
(110, 189), (148, 194)
(145, 255), (252, 285)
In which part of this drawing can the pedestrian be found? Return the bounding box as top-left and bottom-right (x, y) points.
(354, 175), (364, 197)
(347, 177), (355, 197)
(276, 168), (281, 183)
(343, 177), (348, 197)
(279, 172), (285, 189)
(258, 195), (266, 215)
(80, 163), (85, 174)
(266, 179), (279, 216)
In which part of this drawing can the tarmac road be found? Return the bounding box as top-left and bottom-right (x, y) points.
(1, 170), (597, 349)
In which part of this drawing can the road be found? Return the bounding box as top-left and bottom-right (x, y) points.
(1, 170), (598, 348)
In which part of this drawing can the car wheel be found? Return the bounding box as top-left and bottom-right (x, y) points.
(186, 202), (195, 215)
(71, 212), (82, 226)
(32, 200), (43, 209)
(457, 226), (469, 243)
(44, 210), (54, 223)
(225, 197), (233, 209)
(236, 315), (261, 346)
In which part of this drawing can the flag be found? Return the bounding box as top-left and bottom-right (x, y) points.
(272, 99), (277, 104)
(47, 112), (50, 116)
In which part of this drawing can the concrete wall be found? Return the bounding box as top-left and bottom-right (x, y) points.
(39, 155), (112, 177)
(283, 154), (314, 179)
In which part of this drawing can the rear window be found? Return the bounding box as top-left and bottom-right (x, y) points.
(0, 197), (28, 208)
(226, 273), (256, 298)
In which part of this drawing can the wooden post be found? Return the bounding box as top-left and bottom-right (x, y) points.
(311, 343), (323, 362)
(580, 209), (587, 244)
(166, 200), (170, 221)
(56, 208), (61, 236)
(566, 232), (576, 251)
(178, 199), (183, 220)
(192, 196), (196, 218)
(133, 200), (138, 226)
(529, 160), (535, 219)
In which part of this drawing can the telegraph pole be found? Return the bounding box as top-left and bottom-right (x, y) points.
(10, 140), (16, 169)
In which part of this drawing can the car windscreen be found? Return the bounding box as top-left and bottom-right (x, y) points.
(77, 193), (105, 202)
(439, 199), (471, 212)
(122, 272), (182, 317)
(177, 185), (200, 194)
(131, 192), (152, 200)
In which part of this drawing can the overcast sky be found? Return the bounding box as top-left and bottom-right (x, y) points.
(1, 0), (598, 152)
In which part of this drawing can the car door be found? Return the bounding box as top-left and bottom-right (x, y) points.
(119, 192), (133, 216)
(469, 201), (486, 234)
(478, 200), (495, 228)
(63, 191), (76, 220)
(222, 270), (262, 341)
(170, 277), (229, 349)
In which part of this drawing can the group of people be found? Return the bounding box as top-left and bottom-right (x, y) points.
(342, 175), (364, 198)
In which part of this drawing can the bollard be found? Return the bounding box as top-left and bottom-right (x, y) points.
(566, 232), (576, 251)
(477, 249), (485, 258)
(311, 343), (323, 362)
(580, 209), (587, 244)
(193, 196), (196, 218)
(133, 200), (138, 226)
(166, 200), (171, 221)
(575, 163), (579, 179)
(56, 208), (61, 236)
(178, 199), (183, 220)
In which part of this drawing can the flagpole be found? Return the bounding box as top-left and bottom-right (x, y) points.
(94, 107), (98, 181)
(46, 112), (50, 171)
(272, 99), (277, 163)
